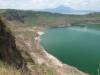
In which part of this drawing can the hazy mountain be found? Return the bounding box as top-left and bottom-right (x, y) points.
(42, 5), (90, 15)
(43, 6), (75, 13)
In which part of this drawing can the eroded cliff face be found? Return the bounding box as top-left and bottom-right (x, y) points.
(0, 19), (31, 75)
(0, 20), (22, 67)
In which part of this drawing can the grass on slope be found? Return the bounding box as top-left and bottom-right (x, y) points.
(0, 61), (22, 75)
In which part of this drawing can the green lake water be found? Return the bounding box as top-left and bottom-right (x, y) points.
(41, 26), (100, 75)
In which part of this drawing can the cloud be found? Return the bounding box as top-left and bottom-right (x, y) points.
(0, 0), (100, 11)
(63, 0), (100, 11)
(0, 0), (62, 10)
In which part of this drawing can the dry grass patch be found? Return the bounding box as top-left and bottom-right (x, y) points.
(0, 61), (22, 75)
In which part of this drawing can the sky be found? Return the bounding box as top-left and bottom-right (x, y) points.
(0, 0), (100, 11)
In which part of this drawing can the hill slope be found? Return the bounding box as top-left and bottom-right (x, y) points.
(0, 9), (100, 28)
(0, 9), (93, 75)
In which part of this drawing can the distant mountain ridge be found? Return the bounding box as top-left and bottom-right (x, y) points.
(42, 5), (90, 14)
(44, 6), (75, 13)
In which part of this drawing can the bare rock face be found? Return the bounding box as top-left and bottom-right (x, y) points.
(0, 20), (22, 67)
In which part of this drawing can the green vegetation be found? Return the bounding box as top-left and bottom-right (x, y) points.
(0, 9), (100, 28)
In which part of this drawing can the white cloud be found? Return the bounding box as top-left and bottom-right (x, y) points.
(63, 0), (100, 11)
(0, 0), (100, 11)
(0, 0), (61, 10)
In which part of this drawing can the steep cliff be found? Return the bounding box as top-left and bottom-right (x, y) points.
(0, 19), (31, 75)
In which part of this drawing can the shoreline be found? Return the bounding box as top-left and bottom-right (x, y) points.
(13, 25), (90, 75)
(33, 28), (89, 75)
